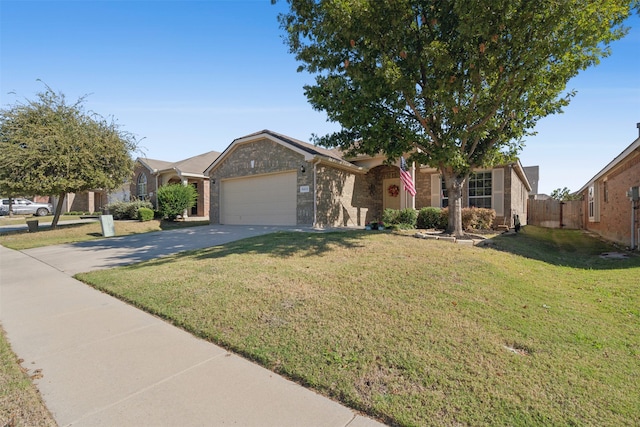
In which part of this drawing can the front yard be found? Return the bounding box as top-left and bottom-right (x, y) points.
(74, 227), (640, 426)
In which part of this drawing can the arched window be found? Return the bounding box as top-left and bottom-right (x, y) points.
(137, 174), (148, 199)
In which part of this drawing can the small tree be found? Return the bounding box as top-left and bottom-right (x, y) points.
(0, 85), (140, 227)
(550, 187), (581, 201)
(157, 184), (197, 220)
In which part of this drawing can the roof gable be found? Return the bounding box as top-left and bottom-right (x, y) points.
(204, 129), (362, 174)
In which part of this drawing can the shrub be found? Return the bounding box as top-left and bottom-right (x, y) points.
(382, 208), (417, 229)
(382, 209), (400, 227)
(137, 207), (154, 222)
(423, 207), (495, 231)
(157, 184), (197, 220)
(417, 207), (444, 229)
(105, 200), (153, 220)
(461, 207), (495, 230)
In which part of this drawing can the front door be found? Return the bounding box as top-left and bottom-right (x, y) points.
(383, 178), (401, 211)
(191, 182), (198, 216)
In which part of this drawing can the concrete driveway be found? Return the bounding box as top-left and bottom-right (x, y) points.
(22, 224), (315, 275)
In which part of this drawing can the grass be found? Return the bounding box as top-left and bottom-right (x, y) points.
(0, 219), (210, 250)
(75, 226), (640, 426)
(0, 326), (57, 427)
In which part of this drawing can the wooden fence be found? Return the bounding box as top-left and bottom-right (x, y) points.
(528, 199), (583, 229)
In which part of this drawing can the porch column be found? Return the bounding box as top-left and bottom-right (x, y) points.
(182, 178), (189, 219)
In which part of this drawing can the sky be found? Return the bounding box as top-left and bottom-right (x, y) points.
(1, 1), (639, 195)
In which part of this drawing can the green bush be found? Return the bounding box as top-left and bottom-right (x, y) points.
(382, 208), (417, 229)
(105, 200), (153, 220)
(137, 207), (154, 222)
(461, 207), (495, 230)
(382, 209), (400, 227)
(398, 208), (417, 227)
(417, 207), (445, 229)
(157, 184), (197, 221)
(419, 207), (495, 231)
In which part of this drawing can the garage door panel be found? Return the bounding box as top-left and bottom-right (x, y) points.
(221, 172), (297, 225)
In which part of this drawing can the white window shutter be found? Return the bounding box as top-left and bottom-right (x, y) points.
(431, 174), (441, 207)
(492, 168), (504, 217)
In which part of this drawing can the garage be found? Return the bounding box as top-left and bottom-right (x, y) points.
(220, 172), (297, 225)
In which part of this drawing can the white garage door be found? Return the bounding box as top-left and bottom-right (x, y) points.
(221, 172), (297, 225)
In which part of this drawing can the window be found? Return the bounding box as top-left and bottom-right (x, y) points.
(468, 171), (492, 208)
(137, 174), (148, 199)
(441, 177), (449, 208)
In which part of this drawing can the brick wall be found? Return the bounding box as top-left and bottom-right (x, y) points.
(583, 148), (640, 246)
(130, 167), (157, 207)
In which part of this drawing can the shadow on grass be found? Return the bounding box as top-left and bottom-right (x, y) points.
(480, 225), (640, 270)
(197, 230), (368, 259)
(120, 230), (370, 272)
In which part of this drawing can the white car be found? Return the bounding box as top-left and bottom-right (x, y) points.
(0, 198), (53, 216)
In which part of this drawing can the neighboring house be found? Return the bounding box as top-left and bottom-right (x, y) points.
(132, 150), (221, 218)
(577, 125), (640, 248)
(204, 130), (533, 228)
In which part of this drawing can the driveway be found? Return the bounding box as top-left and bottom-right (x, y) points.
(22, 224), (314, 275)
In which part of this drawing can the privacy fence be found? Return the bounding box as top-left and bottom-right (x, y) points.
(527, 199), (583, 229)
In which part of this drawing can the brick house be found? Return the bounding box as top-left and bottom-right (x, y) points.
(132, 151), (220, 218)
(577, 126), (640, 248)
(205, 130), (532, 228)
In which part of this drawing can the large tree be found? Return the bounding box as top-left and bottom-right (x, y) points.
(0, 86), (140, 228)
(275, 0), (634, 236)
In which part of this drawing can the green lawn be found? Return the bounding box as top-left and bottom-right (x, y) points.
(0, 219), (210, 250)
(76, 226), (640, 426)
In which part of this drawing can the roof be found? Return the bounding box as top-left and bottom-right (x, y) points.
(578, 135), (640, 194)
(170, 150), (221, 176)
(204, 129), (364, 174)
(137, 150), (221, 178)
(138, 158), (173, 172)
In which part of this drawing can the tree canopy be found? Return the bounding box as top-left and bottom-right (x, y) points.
(275, 0), (634, 235)
(0, 86), (140, 227)
(550, 187), (581, 201)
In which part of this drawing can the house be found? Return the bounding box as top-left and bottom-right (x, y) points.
(132, 150), (220, 218)
(204, 130), (533, 228)
(577, 124), (640, 248)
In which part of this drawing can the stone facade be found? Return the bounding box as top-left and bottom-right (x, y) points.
(315, 165), (370, 227)
(209, 138), (313, 225)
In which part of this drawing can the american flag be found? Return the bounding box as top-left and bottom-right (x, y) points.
(400, 157), (416, 197)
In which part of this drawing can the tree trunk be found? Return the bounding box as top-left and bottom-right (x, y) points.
(51, 192), (66, 229)
(442, 170), (467, 238)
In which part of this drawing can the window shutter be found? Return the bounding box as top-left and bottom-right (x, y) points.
(492, 168), (504, 217)
(431, 174), (441, 207)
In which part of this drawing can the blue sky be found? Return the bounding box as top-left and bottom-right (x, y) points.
(1, 1), (639, 195)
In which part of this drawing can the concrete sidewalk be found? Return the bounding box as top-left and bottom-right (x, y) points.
(0, 226), (385, 427)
